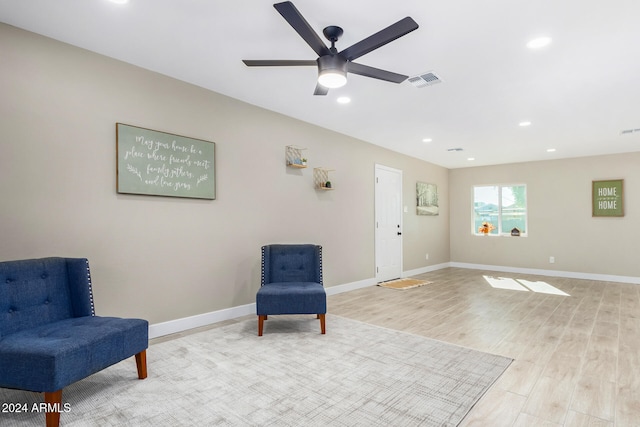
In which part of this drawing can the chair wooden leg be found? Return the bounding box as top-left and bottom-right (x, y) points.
(258, 315), (267, 336)
(135, 350), (148, 379)
(319, 313), (326, 334)
(44, 390), (62, 427)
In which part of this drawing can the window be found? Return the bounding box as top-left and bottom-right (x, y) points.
(473, 185), (527, 236)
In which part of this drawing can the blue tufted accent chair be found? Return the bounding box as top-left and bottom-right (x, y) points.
(0, 257), (148, 427)
(256, 244), (326, 336)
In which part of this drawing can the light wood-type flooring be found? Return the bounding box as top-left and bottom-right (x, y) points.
(328, 267), (640, 427)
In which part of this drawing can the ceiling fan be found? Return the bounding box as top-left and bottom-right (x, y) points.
(242, 1), (419, 95)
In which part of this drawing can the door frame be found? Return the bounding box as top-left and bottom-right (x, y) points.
(374, 164), (403, 281)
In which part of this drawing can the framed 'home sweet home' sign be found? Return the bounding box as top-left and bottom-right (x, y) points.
(592, 179), (624, 217)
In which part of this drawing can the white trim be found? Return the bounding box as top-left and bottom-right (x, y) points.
(149, 262), (639, 339)
(149, 303), (255, 339)
(325, 277), (378, 295)
(149, 277), (378, 339)
(402, 263), (450, 278)
(450, 262), (640, 285)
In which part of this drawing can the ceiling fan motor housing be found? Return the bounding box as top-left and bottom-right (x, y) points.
(317, 54), (347, 75)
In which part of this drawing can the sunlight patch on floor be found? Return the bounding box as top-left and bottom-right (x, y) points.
(483, 276), (570, 296)
(483, 276), (528, 292)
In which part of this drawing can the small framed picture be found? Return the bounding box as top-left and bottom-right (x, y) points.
(416, 182), (438, 216)
(592, 179), (624, 217)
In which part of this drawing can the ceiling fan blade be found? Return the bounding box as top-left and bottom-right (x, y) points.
(347, 62), (408, 83)
(243, 60), (317, 67)
(274, 2), (331, 57)
(340, 17), (419, 61)
(313, 83), (329, 96)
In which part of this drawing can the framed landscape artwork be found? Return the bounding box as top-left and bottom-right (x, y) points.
(417, 182), (439, 216)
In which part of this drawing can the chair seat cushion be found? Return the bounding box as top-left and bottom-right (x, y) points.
(256, 282), (326, 315)
(0, 316), (148, 392)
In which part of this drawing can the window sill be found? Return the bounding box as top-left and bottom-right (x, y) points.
(474, 234), (527, 237)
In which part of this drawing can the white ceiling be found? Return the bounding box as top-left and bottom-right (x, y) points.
(2, 0), (640, 168)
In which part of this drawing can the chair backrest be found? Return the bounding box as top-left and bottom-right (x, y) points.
(0, 257), (95, 338)
(261, 244), (323, 286)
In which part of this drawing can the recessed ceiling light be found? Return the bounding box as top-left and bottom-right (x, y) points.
(422, 138), (432, 143)
(109, 0), (129, 4)
(527, 36), (552, 49)
(519, 121), (532, 127)
(467, 157), (475, 161)
(336, 96), (351, 104)
(547, 148), (556, 152)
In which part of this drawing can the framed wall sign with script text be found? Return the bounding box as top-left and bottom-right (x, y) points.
(116, 123), (216, 199)
(592, 179), (624, 217)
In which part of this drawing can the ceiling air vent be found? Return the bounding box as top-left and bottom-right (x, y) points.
(620, 128), (640, 135)
(447, 148), (463, 152)
(408, 71), (442, 88)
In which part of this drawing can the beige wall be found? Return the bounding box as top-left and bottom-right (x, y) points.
(0, 24), (449, 324)
(449, 153), (640, 277)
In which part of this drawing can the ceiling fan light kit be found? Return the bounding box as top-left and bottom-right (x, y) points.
(243, 1), (419, 95)
(317, 55), (347, 88)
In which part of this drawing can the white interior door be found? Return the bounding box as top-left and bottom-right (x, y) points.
(375, 164), (403, 282)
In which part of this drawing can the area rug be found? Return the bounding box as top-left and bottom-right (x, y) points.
(1, 315), (512, 427)
(378, 278), (432, 290)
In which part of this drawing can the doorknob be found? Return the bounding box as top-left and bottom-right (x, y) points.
(397, 232), (402, 235)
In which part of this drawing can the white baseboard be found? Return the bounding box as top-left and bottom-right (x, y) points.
(149, 277), (379, 339)
(325, 277), (378, 295)
(450, 262), (640, 285)
(149, 303), (255, 339)
(149, 262), (638, 339)
(403, 263), (451, 278)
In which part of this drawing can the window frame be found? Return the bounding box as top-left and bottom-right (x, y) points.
(472, 184), (528, 237)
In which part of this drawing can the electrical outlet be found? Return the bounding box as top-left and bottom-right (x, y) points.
(549, 256), (555, 264)
(425, 253), (429, 260)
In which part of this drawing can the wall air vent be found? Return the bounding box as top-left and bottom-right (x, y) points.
(447, 148), (463, 152)
(407, 71), (442, 88)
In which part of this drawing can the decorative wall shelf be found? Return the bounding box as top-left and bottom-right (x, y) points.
(286, 145), (307, 168)
(314, 167), (335, 190)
